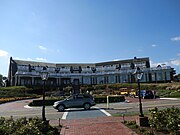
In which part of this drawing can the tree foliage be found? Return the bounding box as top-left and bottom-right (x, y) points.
(0, 74), (3, 87)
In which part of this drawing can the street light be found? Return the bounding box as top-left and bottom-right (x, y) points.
(40, 67), (49, 121)
(134, 67), (144, 117)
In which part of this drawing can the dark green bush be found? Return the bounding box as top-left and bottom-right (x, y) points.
(29, 96), (65, 106)
(94, 95), (125, 103)
(168, 90), (180, 98)
(95, 84), (107, 90)
(0, 86), (36, 98)
(108, 84), (121, 90)
(29, 99), (59, 106)
(0, 117), (59, 135)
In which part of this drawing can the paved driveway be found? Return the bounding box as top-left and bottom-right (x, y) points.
(0, 99), (109, 121)
(96, 97), (180, 115)
(0, 98), (180, 121)
(0, 99), (64, 120)
(62, 107), (110, 120)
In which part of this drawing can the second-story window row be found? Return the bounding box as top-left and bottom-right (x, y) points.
(17, 65), (29, 71)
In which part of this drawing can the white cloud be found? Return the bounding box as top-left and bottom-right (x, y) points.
(113, 59), (120, 61)
(14, 57), (46, 61)
(152, 44), (157, 47)
(14, 57), (33, 61)
(150, 61), (169, 67)
(171, 60), (180, 66)
(35, 58), (47, 61)
(171, 36), (180, 41)
(39, 45), (47, 51)
(0, 50), (8, 57)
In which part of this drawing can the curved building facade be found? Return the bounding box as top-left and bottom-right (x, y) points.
(8, 57), (175, 87)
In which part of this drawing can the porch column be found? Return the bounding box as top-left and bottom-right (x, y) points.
(32, 77), (34, 85)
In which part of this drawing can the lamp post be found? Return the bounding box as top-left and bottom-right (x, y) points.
(134, 67), (144, 117)
(40, 67), (49, 121)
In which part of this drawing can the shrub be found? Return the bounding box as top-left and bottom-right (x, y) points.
(95, 84), (107, 90)
(94, 95), (125, 103)
(0, 97), (38, 105)
(108, 84), (121, 90)
(168, 90), (180, 98)
(0, 117), (59, 135)
(0, 86), (35, 98)
(29, 96), (65, 106)
(149, 107), (180, 134)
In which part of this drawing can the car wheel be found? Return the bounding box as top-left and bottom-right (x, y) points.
(58, 105), (65, 112)
(84, 103), (90, 110)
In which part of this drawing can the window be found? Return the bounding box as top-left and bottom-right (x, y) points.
(77, 95), (83, 99)
(121, 63), (131, 68)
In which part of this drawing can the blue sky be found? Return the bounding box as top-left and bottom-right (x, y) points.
(0, 0), (180, 76)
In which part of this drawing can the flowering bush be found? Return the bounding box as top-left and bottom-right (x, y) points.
(0, 117), (59, 135)
(149, 107), (180, 134)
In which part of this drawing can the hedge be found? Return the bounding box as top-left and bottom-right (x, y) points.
(0, 86), (35, 98)
(29, 95), (125, 106)
(94, 95), (125, 103)
(0, 97), (38, 104)
(29, 100), (60, 106)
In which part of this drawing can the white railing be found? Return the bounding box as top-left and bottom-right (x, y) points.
(60, 69), (70, 72)
(82, 68), (92, 72)
(96, 67), (116, 71)
(15, 66), (172, 77)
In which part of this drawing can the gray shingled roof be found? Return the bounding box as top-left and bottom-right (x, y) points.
(56, 63), (95, 68)
(14, 59), (56, 67)
(13, 57), (149, 67)
(96, 57), (149, 66)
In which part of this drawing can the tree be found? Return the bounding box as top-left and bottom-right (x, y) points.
(0, 74), (7, 87)
(0, 74), (3, 87)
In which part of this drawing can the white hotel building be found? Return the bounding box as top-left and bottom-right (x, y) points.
(8, 57), (175, 87)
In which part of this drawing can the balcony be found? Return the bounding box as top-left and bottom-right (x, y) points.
(15, 66), (172, 78)
(96, 67), (116, 71)
(15, 71), (39, 76)
(60, 68), (70, 72)
(82, 68), (92, 72)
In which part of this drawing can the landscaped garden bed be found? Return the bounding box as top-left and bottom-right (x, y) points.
(0, 97), (39, 104)
(0, 86), (40, 104)
(123, 107), (180, 135)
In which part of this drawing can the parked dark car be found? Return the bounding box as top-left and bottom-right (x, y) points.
(141, 90), (154, 99)
(53, 94), (96, 111)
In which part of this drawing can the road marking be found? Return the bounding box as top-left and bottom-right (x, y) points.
(24, 105), (41, 109)
(24, 105), (33, 109)
(61, 109), (70, 119)
(159, 98), (180, 100)
(94, 107), (111, 116)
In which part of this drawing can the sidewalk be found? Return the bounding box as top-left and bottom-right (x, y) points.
(59, 116), (138, 135)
